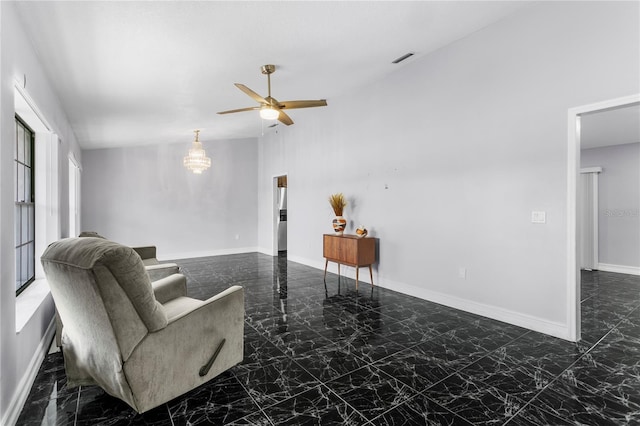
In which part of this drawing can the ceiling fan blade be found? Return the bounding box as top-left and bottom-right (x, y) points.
(235, 83), (268, 104)
(278, 100), (327, 110)
(278, 110), (294, 126)
(217, 106), (260, 115)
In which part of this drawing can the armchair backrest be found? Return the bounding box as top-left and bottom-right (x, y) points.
(41, 237), (168, 362)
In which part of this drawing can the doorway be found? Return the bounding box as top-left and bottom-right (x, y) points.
(567, 94), (640, 342)
(274, 175), (287, 254)
(578, 167), (601, 271)
(68, 154), (81, 238)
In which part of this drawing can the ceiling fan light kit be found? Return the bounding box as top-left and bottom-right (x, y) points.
(218, 64), (327, 126)
(259, 106), (279, 120)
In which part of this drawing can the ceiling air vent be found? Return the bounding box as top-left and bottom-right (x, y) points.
(392, 52), (414, 64)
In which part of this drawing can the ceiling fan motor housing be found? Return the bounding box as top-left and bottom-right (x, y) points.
(261, 64), (276, 75)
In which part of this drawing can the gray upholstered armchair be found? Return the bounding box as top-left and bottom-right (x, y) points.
(131, 245), (180, 281)
(78, 231), (179, 281)
(41, 237), (244, 413)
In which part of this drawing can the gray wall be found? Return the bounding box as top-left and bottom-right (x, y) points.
(582, 143), (640, 269)
(257, 1), (640, 339)
(82, 138), (258, 259)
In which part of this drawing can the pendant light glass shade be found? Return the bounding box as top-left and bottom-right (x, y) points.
(183, 130), (211, 174)
(260, 106), (279, 120)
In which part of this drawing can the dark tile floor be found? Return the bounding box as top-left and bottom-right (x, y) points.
(17, 253), (640, 425)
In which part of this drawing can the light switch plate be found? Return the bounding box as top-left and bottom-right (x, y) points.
(458, 267), (467, 279)
(531, 211), (546, 224)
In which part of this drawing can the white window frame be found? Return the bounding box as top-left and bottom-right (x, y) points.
(14, 84), (61, 332)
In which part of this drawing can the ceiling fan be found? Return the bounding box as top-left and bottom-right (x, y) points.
(217, 64), (327, 126)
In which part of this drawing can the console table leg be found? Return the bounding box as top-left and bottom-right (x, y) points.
(369, 265), (374, 287)
(356, 266), (360, 290)
(324, 259), (328, 283)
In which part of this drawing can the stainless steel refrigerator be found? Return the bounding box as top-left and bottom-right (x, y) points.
(277, 187), (287, 252)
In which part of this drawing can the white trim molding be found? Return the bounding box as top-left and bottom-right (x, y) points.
(14, 82), (51, 132)
(290, 254), (570, 340)
(598, 263), (640, 276)
(161, 246), (260, 261)
(580, 167), (602, 174)
(2, 319), (56, 426)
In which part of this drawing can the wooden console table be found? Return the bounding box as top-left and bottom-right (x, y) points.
(323, 234), (376, 289)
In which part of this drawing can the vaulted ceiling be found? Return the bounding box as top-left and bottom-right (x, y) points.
(14, 1), (531, 149)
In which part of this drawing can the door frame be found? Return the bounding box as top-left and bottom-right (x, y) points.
(566, 93), (640, 341)
(272, 173), (287, 256)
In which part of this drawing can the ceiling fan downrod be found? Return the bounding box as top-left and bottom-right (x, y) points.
(261, 64), (275, 100)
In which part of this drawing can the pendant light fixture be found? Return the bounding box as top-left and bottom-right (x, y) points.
(183, 130), (211, 174)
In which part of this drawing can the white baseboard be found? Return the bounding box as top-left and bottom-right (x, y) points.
(156, 250), (574, 341)
(257, 246), (274, 256)
(380, 277), (571, 340)
(2, 318), (56, 426)
(290, 255), (571, 341)
(161, 246), (260, 261)
(597, 263), (640, 276)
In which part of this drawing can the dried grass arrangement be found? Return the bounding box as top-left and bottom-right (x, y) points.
(328, 193), (347, 216)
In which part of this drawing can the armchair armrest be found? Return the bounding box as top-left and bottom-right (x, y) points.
(132, 246), (156, 260)
(166, 286), (243, 323)
(124, 286), (244, 413)
(146, 263), (180, 281)
(152, 274), (187, 304)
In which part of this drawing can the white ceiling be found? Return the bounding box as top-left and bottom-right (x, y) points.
(14, 1), (533, 150)
(580, 104), (640, 150)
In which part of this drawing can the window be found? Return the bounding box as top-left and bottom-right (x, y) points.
(15, 115), (36, 295)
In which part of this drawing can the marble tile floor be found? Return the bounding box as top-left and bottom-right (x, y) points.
(17, 253), (640, 425)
